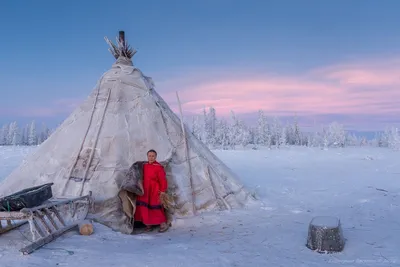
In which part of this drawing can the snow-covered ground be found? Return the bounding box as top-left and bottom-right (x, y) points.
(0, 145), (399, 267)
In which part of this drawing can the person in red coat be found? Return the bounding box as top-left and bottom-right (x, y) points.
(134, 149), (169, 232)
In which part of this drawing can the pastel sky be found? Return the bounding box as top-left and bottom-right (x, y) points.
(1, 0), (399, 131)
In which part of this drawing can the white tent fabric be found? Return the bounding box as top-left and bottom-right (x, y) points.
(0, 55), (255, 234)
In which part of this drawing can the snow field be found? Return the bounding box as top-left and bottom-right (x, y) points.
(0, 145), (399, 267)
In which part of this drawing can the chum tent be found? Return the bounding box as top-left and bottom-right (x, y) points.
(0, 31), (256, 234)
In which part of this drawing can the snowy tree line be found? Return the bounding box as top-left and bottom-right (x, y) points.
(1, 108), (399, 151)
(0, 121), (52, 146)
(189, 107), (400, 151)
(375, 126), (400, 150)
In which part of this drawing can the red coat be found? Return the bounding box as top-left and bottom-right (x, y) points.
(134, 161), (168, 225)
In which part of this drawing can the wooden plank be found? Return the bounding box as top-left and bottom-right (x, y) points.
(31, 216), (45, 238)
(0, 212), (28, 220)
(0, 221), (28, 234)
(20, 195), (90, 213)
(19, 223), (79, 255)
(43, 209), (59, 231)
(71, 202), (78, 218)
(175, 91), (197, 215)
(50, 207), (66, 227)
(35, 211), (53, 235)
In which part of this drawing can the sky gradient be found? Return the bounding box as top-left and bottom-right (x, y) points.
(1, 0), (399, 130)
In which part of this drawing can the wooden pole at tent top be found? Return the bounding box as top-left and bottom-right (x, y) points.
(176, 91), (197, 215)
(119, 31), (125, 46)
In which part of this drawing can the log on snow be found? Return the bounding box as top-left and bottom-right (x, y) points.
(79, 220), (94, 236)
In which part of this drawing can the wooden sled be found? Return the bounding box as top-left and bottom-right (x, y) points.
(0, 192), (92, 255)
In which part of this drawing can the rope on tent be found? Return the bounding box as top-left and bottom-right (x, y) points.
(154, 98), (180, 161)
(205, 165), (231, 210)
(198, 154), (252, 207)
(61, 74), (106, 196)
(206, 160), (248, 195)
(78, 84), (113, 196)
(175, 91), (197, 215)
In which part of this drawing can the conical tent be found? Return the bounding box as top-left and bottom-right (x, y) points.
(0, 32), (255, 234)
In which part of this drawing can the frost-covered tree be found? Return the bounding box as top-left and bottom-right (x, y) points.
(20, 124), (27, 145)
(191, 115), (206, 143)
(214, 118), (230, 149)
(270, 116), (281, 147)
(38, 123), (50, 144)
(0, 124), (9, 145)
(320, 125), (329, 149)
(256, 109), (267, 146)
(316, 122), (346, 149)
(285, 123), (294, 145)
(205, 107), (217, 147)
(227, 111), (241, 148)
(198, 108), (208, 143)
(191, 116), (201, 138)
(327, 122), (346, 147)
(237, 120), (251, 147)
(224, 111), (251, 148)
(11, 123), (20, 146)
(306, 133), (313, 147)
(278, 125), (287, 147)
(28, 121), (37, 145)
(345, 133), (359, 146)
(293, 116), (302, 145)
(383, 126), (400, 150)
(8, 122), (18, 146)
(0, 120), (54, 146)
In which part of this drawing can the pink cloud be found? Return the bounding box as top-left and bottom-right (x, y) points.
(4, 56), (399, 130)
(156, 57), (400, 124)
(311, 58), (400, 87)
(322, 69), (400, 87)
